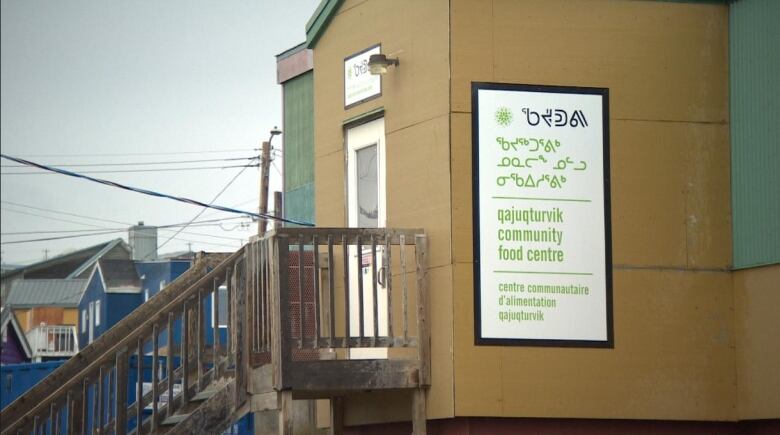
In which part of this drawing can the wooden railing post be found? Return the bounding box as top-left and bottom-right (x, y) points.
(181, 303), (190, 410)
(313, 235), (321, 347)
(67, 390), (78, 435)
(136, 337), (144, 433)
(413, 233), (429, 435)
(211, 278), (220, 379)
(96, 366), (104, 434)
(297, 240), (305, 349)
(166, 313), (175, 420)
(80, 379), (89, 435)
(197, 289), (205, 392)
(151, 323), (159, 432)
(371, 235), (379, 347)
(415, 234), (430, 386)
(234, 257), (247, 408)
(115, 350), (128, 435)
(342, 235), (350, 349)
(271, 234), (292, 390)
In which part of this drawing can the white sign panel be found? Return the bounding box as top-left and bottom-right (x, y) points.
(344, 45), (381, 108)
(472, 83), (613, 347)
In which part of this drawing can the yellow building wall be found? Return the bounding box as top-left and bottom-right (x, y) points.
(312, 0), (453, 423)
(62, 308), (78, 326)
(734, 264), (780, 420)
(13, 309), (31, 332)
(450, 0), (734, 421)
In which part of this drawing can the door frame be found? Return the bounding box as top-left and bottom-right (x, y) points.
(346, 117), (386, 229)
(343, 113), (388, 359)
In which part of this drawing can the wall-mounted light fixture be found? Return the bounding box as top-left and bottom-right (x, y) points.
(368, 53), (400, 75)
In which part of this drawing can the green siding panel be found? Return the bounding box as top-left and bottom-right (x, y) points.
(283, 70), (315, 227)
(285, 183), (315, 228)
(730, 0), (780, 268)
(283, 71), (314, 192)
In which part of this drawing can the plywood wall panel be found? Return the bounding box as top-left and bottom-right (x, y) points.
(734, 264), (780, 420)
(452, 0), (728, 124)
(450, 0), (733, 421)
(312, 0), (452, 420)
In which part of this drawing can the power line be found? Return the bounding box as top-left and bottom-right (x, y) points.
(1, 200), (248, 231)
(1, 201), (254, 246)
(0, 154), (313, 227)
(1, 205), (250, 239)
(0, 222), (249, 245)
(0, 156), (256, 168)
(1, 200), (132, 226)
(1, 208), (112, 230)
(158, 160), (252, 250)
(197, 197), (259, 219)
(1, 221), (246, 236)
(1, 163), (259, 175)
(9, 148), (257, 158)
(1, 229), (133, 244)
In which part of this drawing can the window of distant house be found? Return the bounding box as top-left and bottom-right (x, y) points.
(95, 300), (101, 326)
(144, 288), (150, 302)
(81, 310), (87, 332)
(212, 285), (228, 328)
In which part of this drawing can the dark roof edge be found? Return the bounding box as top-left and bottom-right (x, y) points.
(0, 238), (125, 280)
(305, 0), (343, 48)
(67, 239), (127, 279)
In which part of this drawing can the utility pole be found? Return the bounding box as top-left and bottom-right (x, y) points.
(258, 127), (282, 236)
(258, 140), (271, 236)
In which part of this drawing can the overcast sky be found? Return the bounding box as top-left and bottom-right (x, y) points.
(1, 0), (319, 266)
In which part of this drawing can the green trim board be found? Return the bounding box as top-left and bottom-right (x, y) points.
(306, 0), (344, 48)
(730, 0), (780, 269)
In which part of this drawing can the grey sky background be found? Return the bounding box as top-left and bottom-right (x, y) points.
(1, 0), (319, 265)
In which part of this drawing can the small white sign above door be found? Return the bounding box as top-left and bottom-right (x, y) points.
(344, 44), (381, 108)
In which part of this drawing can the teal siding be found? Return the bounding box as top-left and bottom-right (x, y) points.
(730, 0), (780, 268)
(283, 71), (315, 226)
(285, 183), (315, 228)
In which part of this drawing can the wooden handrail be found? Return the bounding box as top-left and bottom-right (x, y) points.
(1, 251), (235, 434)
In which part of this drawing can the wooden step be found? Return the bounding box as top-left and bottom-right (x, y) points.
(191, 388), (220, 402)
(160, 413), (191, 426)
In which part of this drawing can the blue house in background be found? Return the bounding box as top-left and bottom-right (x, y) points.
(77, 258), (193, 347)
(78, 259), (142, 346)
(136, 259), (191, 302)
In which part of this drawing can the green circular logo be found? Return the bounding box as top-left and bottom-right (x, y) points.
(495, 106), (513, 127)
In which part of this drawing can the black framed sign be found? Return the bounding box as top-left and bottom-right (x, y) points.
(344, 44), (382, 109)
(472, 82), (613, 348)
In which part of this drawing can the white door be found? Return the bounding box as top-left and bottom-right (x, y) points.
(88, 302), (94, 344)
(346, 118), (388, 359)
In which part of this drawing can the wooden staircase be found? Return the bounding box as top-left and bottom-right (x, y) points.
(1, 228), (430, 435)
